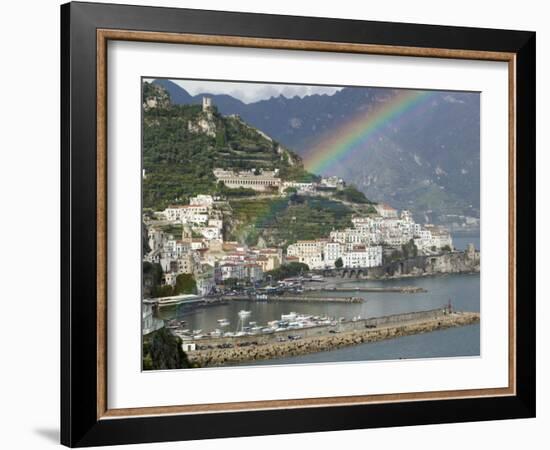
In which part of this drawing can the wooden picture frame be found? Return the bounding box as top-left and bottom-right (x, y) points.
(61, 1), (535, 447)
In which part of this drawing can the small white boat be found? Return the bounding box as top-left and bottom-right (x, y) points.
(281, 312), (297, 321)
(217, 318), (230, 327)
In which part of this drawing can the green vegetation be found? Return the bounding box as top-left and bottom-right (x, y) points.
(154, 274), (197, 298)
(142, 261), (197, 298)
(401, 239), (419, 259)
(333, 185), (373, 204)
(174, 273), (197, 295)
(142, 222), (151, 254)
(441, 244), (452, 252)
(142, 328), (193, 370)
(158, 223), (183, 237)
(143, 262), (163, 298)
(142, 82), (384, 247)
(142, 81), (310, 210)
(222, 278), (241, 289)
(228, 196), (353, 248)
(383, 239), (419, 264)
(217, 182), (257, 198)
(334, 257), (343, 268)
(265, 262), (310, 281)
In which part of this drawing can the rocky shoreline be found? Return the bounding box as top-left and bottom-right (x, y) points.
(187, 311), (480, 367)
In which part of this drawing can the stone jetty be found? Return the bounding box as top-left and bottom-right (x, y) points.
(305, 286), (427, 293)
(222, 295), (362, 303)
(186, 310), (480, 367)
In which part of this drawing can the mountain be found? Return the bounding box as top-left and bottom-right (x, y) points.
(152, 79), (193, 104)
(141, 81), (311, 210)
(152, 79), (480, 227)
(153, 79), (247, 114)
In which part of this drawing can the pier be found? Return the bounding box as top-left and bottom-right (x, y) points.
(222, 294), (362, 303)
(305, 286), (426, 293)
(185, 309), (480, 367)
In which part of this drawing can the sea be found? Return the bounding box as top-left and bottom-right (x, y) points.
(157, 256), (481, 367)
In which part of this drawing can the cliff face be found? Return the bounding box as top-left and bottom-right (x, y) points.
(358, 250), (480, 279)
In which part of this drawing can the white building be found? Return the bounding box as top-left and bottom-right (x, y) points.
(220, 263), (246, 280)
(196, 273), (215, 296)
(208, 218), (223, 229)
(287, 240), (325, 257)
(142, 303), (164, 335)
(163, 272), (178, 287)
(323, 242), (343, 267)
(375, 203), (399, 218)
(320, 176), (345, 189)
(213, 168), (282, 192)
(342, 246), (383, 268)
(281, 181), (315, 194)
(189, 194), (214, 207)
(147, 228), (165, 252)
(301, 254), (325, 270)
(195, 226), (222, 241)
(163, 204), (209, 222)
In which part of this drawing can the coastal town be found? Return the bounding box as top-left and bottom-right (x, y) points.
(140, 92), (480, 369)
(144, 174), (454, 299)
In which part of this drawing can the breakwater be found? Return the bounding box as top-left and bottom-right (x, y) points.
(305, 286), (426, 293)
(186, 309), (480, 367)
(222, 295), (362, 303)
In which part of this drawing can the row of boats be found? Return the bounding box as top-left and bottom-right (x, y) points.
(169, 310), (360, 340)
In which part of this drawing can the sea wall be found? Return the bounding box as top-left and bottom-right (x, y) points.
(187, 310), (479, 367)
(325, 249), (480, 279)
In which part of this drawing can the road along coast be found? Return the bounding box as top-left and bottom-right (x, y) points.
(186, 309), (480, 367)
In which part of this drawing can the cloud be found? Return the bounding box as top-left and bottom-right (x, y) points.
(170, 79), (342, 104)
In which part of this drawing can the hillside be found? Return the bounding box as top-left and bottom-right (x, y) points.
(142, 82), (312, 210)
(227, 195), (363, 248)
(154, 79), (480, 226)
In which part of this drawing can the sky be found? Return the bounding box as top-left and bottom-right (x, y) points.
(169, 79), (343, 104)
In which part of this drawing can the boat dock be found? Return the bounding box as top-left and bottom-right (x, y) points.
(221, 295), (363, 303)
(186, 309), (480, 367)
(305, 286), (427, 293)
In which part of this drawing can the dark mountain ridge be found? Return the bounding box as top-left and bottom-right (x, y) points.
(152, 79), (480, 227)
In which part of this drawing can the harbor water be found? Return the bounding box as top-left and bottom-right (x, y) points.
(157, 272), (481, 366)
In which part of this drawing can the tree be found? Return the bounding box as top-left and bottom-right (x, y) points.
(265, 262), (310, 281)
(174, 273), (197, 295)
(153, 284), (174, 298)
(143, 328), (191, 370)
(285, 186), (298, 195)
(401, 239), (418, 259)
(143, 262), (163, 297)
(334, 257), (343, 268)
(223, 278), (240, 289)
(334, 185), (371, 204)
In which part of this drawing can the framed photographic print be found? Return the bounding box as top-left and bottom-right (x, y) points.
(61, 1), (536, 447)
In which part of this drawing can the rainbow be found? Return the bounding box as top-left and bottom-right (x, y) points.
(303, 89), (436, 174)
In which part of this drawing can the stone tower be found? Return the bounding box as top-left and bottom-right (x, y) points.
(202, 96), (212, 112)
(466, 243), (476, 260)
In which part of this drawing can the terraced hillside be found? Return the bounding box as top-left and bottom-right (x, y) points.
(142, 81), (312, 210)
